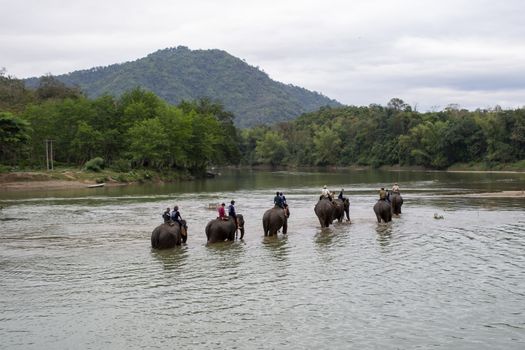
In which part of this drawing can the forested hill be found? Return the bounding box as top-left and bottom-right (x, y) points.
(24, 47), (341, 128)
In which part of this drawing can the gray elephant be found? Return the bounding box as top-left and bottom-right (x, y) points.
(151, 220), (188, 249)
(262, 205), (290, 236)
(332, 198), (350, 222)
(314, 198), (336, 228)
(373, 200), (392, 223)
(390, 192), (403, 215)
(205, 214), (245, 243)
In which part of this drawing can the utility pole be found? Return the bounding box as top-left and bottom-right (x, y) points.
(45, 139), (54, 170)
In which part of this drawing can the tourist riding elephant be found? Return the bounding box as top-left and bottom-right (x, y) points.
(315, 197), (336, 228)
(151, 220), (188, 249)
(373, 200), (392, 223)
(205, 214), (245, 243)
(262, 205), (290, 236)
(390, 192), (403, 215)
(333, 198), (350, 222)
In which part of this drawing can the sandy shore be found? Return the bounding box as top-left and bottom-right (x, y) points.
(460, 190), (525, 198)
(1, 180), (100, 191)
(0, 172), (125, 192)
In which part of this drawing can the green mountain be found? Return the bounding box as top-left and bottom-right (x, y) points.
(24, 47), (341, 127)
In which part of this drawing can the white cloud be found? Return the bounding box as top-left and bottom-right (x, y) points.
(1, 0), (524, 110)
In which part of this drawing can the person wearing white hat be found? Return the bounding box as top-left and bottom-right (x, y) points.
(321, 185), (330, 199)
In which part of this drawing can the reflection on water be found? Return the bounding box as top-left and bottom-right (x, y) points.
(376, 224), (393, 248)
(262, 235), (290, 262)
(151, 248), (189, 271)
(1, 169), (525, 349)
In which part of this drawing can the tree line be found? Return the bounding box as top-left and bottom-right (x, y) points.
(1, 72), (524, 173)
(0, 73), (239, 173)
(242, 98), (525, 169)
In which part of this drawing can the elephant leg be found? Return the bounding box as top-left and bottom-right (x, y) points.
(282, 221), (287, 234)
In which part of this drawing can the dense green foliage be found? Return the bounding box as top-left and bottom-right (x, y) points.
(1, 73), (241, 173)
(240, 100), (525, 169)
(1, 70), (523, 172)
(0, 111), (31, 165)
(84, 157), (105, 172)
(24, 47), (341, 128)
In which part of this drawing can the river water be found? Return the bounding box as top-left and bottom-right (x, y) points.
(1, 169), (524, 349)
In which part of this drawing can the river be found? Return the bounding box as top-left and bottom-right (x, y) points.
(1, 169), (524, 349)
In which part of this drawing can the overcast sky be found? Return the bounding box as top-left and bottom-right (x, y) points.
(2, 0), (524, 111)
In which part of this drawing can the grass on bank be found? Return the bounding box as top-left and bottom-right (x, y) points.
(0, 164), (193, 184)
(446, 160), (525, 172)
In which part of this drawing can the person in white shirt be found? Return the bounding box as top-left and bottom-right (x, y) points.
(392, 183), (400, 193)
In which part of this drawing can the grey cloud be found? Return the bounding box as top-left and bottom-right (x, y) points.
(1, 0), (524, 111)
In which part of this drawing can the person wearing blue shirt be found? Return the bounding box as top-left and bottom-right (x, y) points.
(170, 205), (183, 226)
(228, 200), (238, 229)
(274, 191), (284, 208)
(279, 192), (287, 206)
(228, 200), (236, 217)
(162, 207), (171, 223)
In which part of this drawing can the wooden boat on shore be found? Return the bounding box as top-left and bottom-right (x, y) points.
(87, 183), (105, 188)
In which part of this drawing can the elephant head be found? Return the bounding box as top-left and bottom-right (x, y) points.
(373, 200), (392, 223)
(262, 205), (289, 236)
(236, 214), (245, 239)
(151, 220), (188, 249)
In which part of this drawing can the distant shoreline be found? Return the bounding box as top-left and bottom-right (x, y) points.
(443, 190), (525, 198)
(1, 166), (524, 193)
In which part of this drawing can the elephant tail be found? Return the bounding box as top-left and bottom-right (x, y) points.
(205, 225), (210, 242)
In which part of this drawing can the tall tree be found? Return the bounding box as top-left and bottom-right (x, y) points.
(0, 112), (31, 165)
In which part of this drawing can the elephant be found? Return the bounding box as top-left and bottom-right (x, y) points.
(205, 214), (245, 243)
(262, 205), (290, 236)
(314, 198), (336, 228)
(151, 220), (188, 249)
(390, 192), (403, 215)
(332, 198), (350, 222)
(373, 200), (392, 223)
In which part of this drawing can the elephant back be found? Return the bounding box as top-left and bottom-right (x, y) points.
(373, 200), (392, 223)
(390, 193), (402, 215)
(315, 198), (335, 227)
(315, 198), (333, 215)
(151, 223), (182, 249)
(263, 207), (287, 236)
(206, 217), (237, 243)
(332, 199), (345, 220)
(263, 207), (285, 224)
